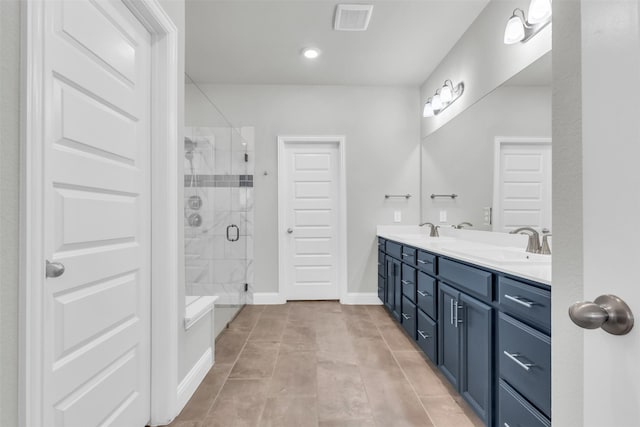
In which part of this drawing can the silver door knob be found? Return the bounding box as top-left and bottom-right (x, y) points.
(46, 260), (65, 278)
(287, 228), (293, 234)
(569, 294), (634, 335)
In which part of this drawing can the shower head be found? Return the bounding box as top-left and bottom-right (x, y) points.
(184, 137), (197, 159)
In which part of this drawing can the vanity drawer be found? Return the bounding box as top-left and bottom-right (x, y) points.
(499, 277), (551, 333)
(417, 308), (437, 364)
(378, 251), (386, 276)
(417, 250), (436, 276)
(377, 237), (386, 252)
(439, 258), (493, 301)
(499, 380), (550, 427)
(401, 264), (417, 303)
(499, 313), (551, 418)
(401, 245), (417, 265)
(417, 271), (436, 320)
(401, 296), (417, 340)
(386, 241), (402, 260)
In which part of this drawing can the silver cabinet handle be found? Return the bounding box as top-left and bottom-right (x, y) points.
(504, 294), (535, 308)
(46, 260), (65, 278)
(504, 423), (511, 427)
(450, 299), (454, 325)
(418, 330), (430, 339)
(503, 351), (534, 371)
(417, 290), (430, 297)
(453, 300), (458, 328)
(569, 294), (634, 335)
(401, 280), (413, 285)
(401, 313), (411, 320)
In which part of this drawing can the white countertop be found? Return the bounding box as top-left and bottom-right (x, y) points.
(377, 226), (551, 286)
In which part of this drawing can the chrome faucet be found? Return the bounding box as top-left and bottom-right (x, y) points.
(541, 233), (552, 255)
(419, 222), (440, 237)
(509, 227), (541, 254)
(453, 222), (473, 229)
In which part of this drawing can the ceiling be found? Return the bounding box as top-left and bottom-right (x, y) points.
(185, 1), (490, 86)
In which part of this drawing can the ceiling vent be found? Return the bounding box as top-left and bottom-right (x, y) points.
(334, 4), (373, 31)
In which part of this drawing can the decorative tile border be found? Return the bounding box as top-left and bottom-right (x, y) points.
(184, 174), (253, 188)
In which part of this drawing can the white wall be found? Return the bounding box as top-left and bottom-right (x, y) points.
(420, 0), (551, 139)
(551, 1), (583, 425)
(186, 84), (421, 296)
(422, 85), (551, 229)
(0, 1), (21, 425)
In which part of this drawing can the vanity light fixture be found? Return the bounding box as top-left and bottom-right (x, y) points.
(503, 0), (552, 45)
(422, 79), (464, 118)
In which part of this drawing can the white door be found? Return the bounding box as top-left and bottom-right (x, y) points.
(279, 138), (342, 300)
(493, 139), (551, 232)
(554, 1), (640, 426)
(42, 1), (151, 425)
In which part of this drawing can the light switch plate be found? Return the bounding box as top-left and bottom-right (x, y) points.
(483, 207), (492, 225)
(394, 211), (402, 223)
(439, 210), (447, 223)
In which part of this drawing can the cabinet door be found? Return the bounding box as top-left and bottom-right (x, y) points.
(385, 256), (394, 312)
(438, 283), (460, 389)
(393, 258), (402, 320)
(459, 293), (493, 425)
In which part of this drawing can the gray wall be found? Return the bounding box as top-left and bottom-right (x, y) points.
(186, 84), (421, 296)
(421, 85), (551, 229)
(0, 1), (21, 424)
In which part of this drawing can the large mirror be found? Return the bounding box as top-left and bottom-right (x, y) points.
(421, 52), (551, 233)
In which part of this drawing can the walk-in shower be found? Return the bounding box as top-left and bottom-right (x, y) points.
(184, 76), (254, 337)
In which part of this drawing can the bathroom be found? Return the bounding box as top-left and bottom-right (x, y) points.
(1, 0), (639, 426)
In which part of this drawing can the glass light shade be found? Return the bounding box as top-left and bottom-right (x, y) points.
(504, 15), (526, 44)
(528, 0), (552, 24)
(302, 48), (320, 59)
(440, 84), (453, 104)
(431, 94), (442, 111)
(423, 102), (434, 118)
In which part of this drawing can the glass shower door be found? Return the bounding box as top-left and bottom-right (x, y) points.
(184, 124), (253, 337)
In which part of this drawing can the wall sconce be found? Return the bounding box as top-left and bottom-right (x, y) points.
(423, 80), (464, 118)
(504, 0), (552, 45)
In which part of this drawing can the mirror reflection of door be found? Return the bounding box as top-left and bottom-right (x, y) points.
(492, 138), (552, 233)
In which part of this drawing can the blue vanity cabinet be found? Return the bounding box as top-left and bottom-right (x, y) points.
(401, 296), (417, 339)
(377, 239), (386, 303)
(438, 262), (494, 426)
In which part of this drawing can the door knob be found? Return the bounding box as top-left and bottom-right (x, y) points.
(46, 260), (65, 278)
(287, 228), (293, 234)
(568, 294), (634, 335)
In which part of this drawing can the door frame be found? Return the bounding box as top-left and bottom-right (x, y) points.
(19, 1), (180, 425)
(277, 135), (348, 303)
(491, 136), (552, 232)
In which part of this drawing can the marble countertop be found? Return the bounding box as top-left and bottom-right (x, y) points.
(377, 226), (551, 286)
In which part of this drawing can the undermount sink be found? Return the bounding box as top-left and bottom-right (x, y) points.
(443, 247), (551, 265)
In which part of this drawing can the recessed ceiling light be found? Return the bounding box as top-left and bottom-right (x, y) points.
(301, 48), (321, 59)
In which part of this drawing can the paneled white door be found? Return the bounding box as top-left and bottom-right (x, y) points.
(493, 139), (551, 232)
(42, 1), (151, 425)
(280, 140), (342, 300)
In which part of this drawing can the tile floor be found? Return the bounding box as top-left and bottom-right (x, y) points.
(167, 302), (484, 427)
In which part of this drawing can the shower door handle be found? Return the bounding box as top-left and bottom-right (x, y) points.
(226, 224), (240, 242)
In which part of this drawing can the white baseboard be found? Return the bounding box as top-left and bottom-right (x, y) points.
(176, 348), (213, 413)
(252, 292), (286, 305)
(340, 292), (383, 305)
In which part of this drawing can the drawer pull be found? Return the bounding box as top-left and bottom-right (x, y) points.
(417, 259), (432, 265)
(417, 290), (431, 297)
(401, 280), (413, 285)
(504, 294), (535, 308)
(418, 330), (430, 339)
(450, 299), (454, 325)
(401, 313), (411, 320)
(504, 423), (511, 427)
(378, 262), (382, 266)
(503, 350), (535, 371)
